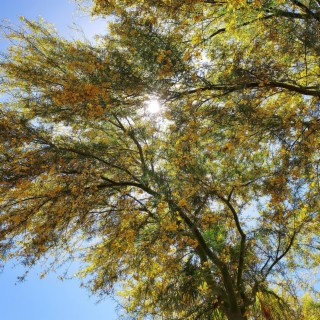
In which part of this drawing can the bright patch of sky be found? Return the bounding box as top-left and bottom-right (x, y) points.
(146, 99), (161, 114)
(0, 1), (117, 319)
(0, 0), (107, 47)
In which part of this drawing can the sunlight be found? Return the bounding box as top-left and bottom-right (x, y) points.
(146, 99), (161, 113)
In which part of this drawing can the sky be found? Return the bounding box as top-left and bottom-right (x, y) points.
(0, 1), (118, 319)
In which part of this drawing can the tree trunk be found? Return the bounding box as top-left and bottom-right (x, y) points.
(226, 311), (247, 320)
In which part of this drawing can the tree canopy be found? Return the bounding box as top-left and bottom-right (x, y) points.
(0, 0), (319, 319)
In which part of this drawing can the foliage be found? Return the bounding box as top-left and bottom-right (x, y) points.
(0, 1), (320, 319)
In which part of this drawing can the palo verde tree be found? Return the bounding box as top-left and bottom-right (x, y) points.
(0, 0), (320, 319)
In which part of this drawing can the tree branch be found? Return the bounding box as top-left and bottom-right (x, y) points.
(290, 0), (320, 21)
(264, 231), (297, 278)
(166, 199), (240, 313)
(217, 196), (247, 292)
(58, 146), (139, 181)
(172, 81), (320, 98)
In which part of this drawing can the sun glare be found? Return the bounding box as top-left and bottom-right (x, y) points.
(146, 99), (161, 113)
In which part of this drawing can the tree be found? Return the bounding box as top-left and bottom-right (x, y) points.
(0, 0), (319, 319)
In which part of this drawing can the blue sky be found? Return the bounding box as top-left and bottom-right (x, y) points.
(0, 0), (106, 41)
(0, 1), (117, 319)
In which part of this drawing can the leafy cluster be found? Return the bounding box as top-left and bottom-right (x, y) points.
(0, 1), (320, 319)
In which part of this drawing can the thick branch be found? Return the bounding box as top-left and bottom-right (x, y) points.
(167, 199), (240, 313)
(98, 176), (158, 197)
(172, 81), (320, 98)
(218, 196), (247, 292)
(290, 0), (320, 21)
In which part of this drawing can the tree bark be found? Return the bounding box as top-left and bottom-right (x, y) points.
(226, 311), (247, 320)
